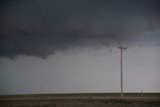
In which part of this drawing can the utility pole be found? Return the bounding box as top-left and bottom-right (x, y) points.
(118, 46), (126, 97)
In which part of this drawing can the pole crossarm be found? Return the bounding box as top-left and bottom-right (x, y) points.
(118, 46), (127, 50)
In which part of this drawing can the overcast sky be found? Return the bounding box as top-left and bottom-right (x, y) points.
(0, 0), (160, 95)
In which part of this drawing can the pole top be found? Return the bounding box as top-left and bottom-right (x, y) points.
(118, 46), (127, 49)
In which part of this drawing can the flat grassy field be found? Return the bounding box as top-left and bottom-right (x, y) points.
(0, 93), (160, 107)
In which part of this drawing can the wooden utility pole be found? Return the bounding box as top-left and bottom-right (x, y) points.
(118, 46), (126, 97)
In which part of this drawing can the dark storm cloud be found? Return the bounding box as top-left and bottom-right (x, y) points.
(0, 0), (160, 58)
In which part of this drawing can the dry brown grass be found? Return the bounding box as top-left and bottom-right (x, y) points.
(0, 93), (160, 107)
